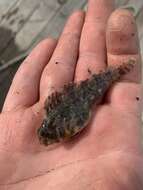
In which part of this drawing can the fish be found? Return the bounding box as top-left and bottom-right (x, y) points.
(37, 60), (135, 146)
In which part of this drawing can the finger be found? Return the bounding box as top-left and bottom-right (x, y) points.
(3, 39), (57, 112)
(75, 0), (114, 82)
(107, 82), (141, 111)
(106, 9), (141, 82)
(40, 11), (85, 101)
(106, 9), (141, 108)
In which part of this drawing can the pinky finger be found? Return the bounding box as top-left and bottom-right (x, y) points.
(3, 38), (57, 112)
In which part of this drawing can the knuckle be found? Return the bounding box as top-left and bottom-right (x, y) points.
(61, 32), (80, 41)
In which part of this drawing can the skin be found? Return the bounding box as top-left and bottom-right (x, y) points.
(0, 0), (142, 189)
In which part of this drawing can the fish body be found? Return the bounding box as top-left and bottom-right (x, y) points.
(37, 60), (134, 145)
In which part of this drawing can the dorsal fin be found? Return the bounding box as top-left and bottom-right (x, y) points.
(44, 91), (63, 113)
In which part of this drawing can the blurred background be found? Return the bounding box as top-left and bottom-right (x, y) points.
(0, 0), (142, 110)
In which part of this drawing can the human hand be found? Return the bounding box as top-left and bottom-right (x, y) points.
(0, 0), (142, 189)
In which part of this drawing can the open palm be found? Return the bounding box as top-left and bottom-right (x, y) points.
(0, 0), (142, 189)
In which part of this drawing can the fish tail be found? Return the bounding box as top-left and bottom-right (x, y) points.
(107, 59), (135, 81)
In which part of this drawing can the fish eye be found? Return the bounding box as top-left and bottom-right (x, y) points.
(38, 127), (47, 137)
(38, 121), (49, 137)
(42, 119), (48, 128)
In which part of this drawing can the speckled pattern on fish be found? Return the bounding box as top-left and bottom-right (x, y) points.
(37, 60), (135, 146)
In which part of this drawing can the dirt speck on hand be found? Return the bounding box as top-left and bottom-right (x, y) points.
(16, 91), (20, 95)
(87, 68), (92, 75)
(131, 33), (135, 37)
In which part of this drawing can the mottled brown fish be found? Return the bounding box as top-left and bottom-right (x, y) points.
(37, 60), (135, 146)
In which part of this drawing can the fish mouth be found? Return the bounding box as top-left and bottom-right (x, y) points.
(40, 138), (60, 146)
(37, 130), (60, 146)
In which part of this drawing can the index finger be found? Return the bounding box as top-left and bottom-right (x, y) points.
(75, 0), (114, 81)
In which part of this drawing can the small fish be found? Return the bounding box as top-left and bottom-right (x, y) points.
(37, 60), (135, 145)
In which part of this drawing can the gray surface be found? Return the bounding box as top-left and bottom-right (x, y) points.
(0, 0), (86, 63)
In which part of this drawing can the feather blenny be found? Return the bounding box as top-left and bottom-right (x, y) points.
(37, 60), (135, 146)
